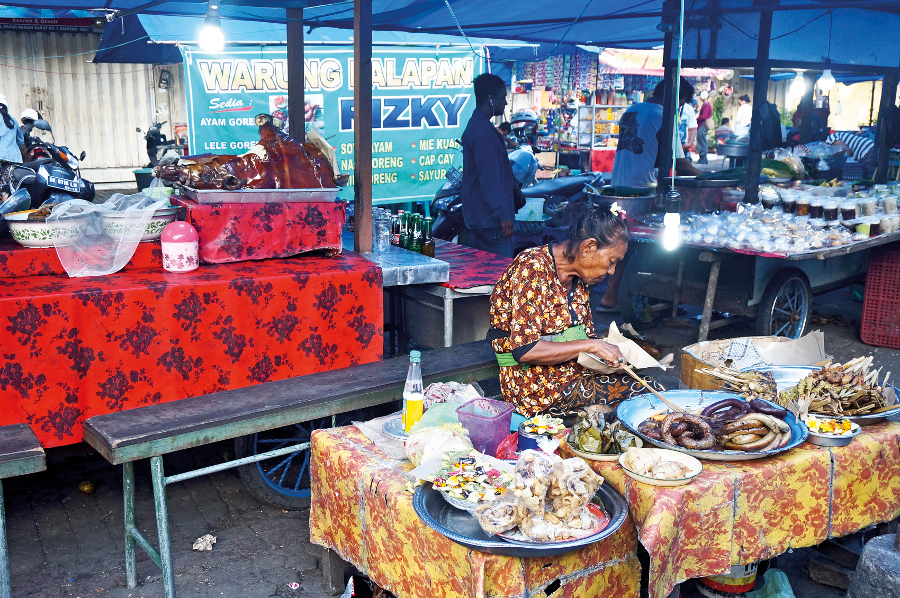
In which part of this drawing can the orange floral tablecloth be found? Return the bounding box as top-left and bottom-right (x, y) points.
(560, 421), (900, 598)
(310, 426), (641, 598)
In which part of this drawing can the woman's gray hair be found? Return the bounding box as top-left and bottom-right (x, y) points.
(563, 201), (630, 261)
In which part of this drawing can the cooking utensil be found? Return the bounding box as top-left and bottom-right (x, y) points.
(619, 361), (684, 413)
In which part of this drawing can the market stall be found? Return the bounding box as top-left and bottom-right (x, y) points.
(618, 184), (900, 341)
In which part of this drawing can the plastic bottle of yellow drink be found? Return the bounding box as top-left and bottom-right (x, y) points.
(402, 351), (424, 433)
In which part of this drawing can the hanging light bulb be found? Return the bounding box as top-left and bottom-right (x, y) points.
(817, 60), (835, 92)
(789, 72), (806, 98)
(199, 2), (224, 52)
(663, 190), (682, 251)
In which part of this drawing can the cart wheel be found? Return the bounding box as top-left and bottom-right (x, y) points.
(756, 269), (812, 339)
(235, 408), (379, 510)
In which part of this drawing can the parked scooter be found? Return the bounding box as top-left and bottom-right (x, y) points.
(430, 143), (606, 250)
(8, 119), (95, 208)
(139, 121), (182, 167)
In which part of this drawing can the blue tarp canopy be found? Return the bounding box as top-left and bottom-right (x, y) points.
(740, 72), (883, 83)
(92, 13), (542, 64)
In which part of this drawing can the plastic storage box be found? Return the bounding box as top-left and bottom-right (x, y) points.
(456, 398), (515, 456)
(861, 251), (900, 349)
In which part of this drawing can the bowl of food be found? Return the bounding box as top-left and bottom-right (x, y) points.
(517, 415), (566, 452)
(565, 418), (642, 461)
(4, 209), (89, 248)
(804, 415), (861, 447)
(100, 207), (179, 242)
(429, 450), (514, 511)
(618, 447), (702, 487)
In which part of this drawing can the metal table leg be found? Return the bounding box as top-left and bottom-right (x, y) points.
(443, 295), (454, 347)
(0, 480), (9, 598)
(150, 456), (176, 598)
(698, 252), (725, 342)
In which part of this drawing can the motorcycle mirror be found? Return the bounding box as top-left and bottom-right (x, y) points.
(79, 151), (86, 161)
(33, 119), (51, 132)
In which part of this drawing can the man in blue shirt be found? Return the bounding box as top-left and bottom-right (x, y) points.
(459, 73), (515, 257)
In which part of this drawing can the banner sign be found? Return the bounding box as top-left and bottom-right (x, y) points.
(597, 47), (726, 78)
(183, 46), (484, 202)
(0, 18), (94, 32)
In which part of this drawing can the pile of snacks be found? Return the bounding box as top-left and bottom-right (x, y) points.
(474, 449), (604, 541)
(806, 415), (855, 436)
(430, 450), (513, 505)
(778, 357), (893, 418)
(572, 414), (639, 455)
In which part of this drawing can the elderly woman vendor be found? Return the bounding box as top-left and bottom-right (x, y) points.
(489, 202), (662, 417)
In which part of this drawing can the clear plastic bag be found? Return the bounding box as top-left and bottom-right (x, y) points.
(404, 423), (472, 466)
(47, 180), (171, 277)
(510, 449), (558, 515)
(473, 491), (521, 536)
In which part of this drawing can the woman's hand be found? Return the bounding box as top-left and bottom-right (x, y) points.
(583, 339), (626, 365)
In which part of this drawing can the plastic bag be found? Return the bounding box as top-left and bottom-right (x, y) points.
(404, 423), (472, 466)
(510, 449), (558, 515)
(423, 381), (483, 410)
(772, 148), (804, 178)
(47, 179), (172, 277)
(549, 458), (603, 514)
(473, 491), (521, 536)
(744, 569), (795, 598)
(519, 506), (595, 541)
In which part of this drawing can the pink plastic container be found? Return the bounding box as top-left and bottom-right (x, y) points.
(456, 398), (515, 457)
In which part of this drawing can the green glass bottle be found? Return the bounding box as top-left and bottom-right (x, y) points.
(421, 217), (435, 257)
(410, 214), (423, 253)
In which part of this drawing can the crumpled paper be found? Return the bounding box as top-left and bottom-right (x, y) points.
(578, 322), (672, 374)
(192, 534), (216, 551)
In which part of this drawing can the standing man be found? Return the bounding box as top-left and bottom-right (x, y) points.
(696, 91), (713, 164)
(459, 73), (516, 257)
(734, 95), (753, 137)
(601, 78), (701, 311)
(679, 98), (698, 162)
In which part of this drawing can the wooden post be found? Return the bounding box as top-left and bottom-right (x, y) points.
(875, 74), (898, 184)
(286, 8), (305, 142)
(743, 0), (774, 205)
(657, 0), (677, 187)
(354, 0), (373, 253)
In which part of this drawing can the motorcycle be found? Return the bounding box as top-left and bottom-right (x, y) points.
(430, 143), (607, 252)
(8, 119), (95, 208)
(139, 121), (182, 167)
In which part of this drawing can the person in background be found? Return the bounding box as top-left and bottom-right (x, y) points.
(459, 73), (516, 257)
(786, 105), (827, 144)
(497, 121), (519, 150)
(602, 78), (701, 311)
(0, 94), (24, 198)
(733, 95), (753, 137)
(679, 98), (698, 161)
(696, 91), (713, 164)
(715, 117), (734, 144)
(827, 130), (876, 177)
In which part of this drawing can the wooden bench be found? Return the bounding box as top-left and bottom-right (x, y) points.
(82, 340), (499, 598)
(0, 424), (46, 598)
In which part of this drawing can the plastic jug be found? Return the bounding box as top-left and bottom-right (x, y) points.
(521, 197), (545, 222)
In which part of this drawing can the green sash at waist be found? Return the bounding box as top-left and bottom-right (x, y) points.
(494, 324), (588, 368)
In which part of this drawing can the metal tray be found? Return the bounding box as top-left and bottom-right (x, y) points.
(181, 186), (340, 204)
(413, 482), (627, 557)
(616, 390), (808, 462)
(750, 366), (900, 425)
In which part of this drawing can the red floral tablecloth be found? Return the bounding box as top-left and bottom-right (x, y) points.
(433, 240), (512, 290)
(172, 197), (344, 264)
(0, 240), (162, 278)
(560, 422), (900, 598)
(0, 253), (383, 447)
(310, 426), (640, 598)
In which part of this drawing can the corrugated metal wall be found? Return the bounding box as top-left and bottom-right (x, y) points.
(0, 30), (186, 182)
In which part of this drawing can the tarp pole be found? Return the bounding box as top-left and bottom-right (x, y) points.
(744, 0), (775, 205)
(875, 73), (898, 184)
(354, 0), (373, 254)
(658, 0), (678, 185)
(287, 7), (305, 143)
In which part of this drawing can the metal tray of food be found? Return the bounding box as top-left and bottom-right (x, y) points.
(750, 365), (899, 425)
(616, 390), (808, 462)
(413, 482), (627, 557)
(180, 186), (340, 204)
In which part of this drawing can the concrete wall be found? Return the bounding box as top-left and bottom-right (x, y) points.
(0, 29), (187, 183)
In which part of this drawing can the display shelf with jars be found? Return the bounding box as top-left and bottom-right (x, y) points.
(577, 104), (629, 150)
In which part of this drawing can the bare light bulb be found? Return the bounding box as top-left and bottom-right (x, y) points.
(789, 73), (806, 98)
(663, 212), (681, 251)
(199, 4), (224, 52)
(817, 69), (836, 92)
